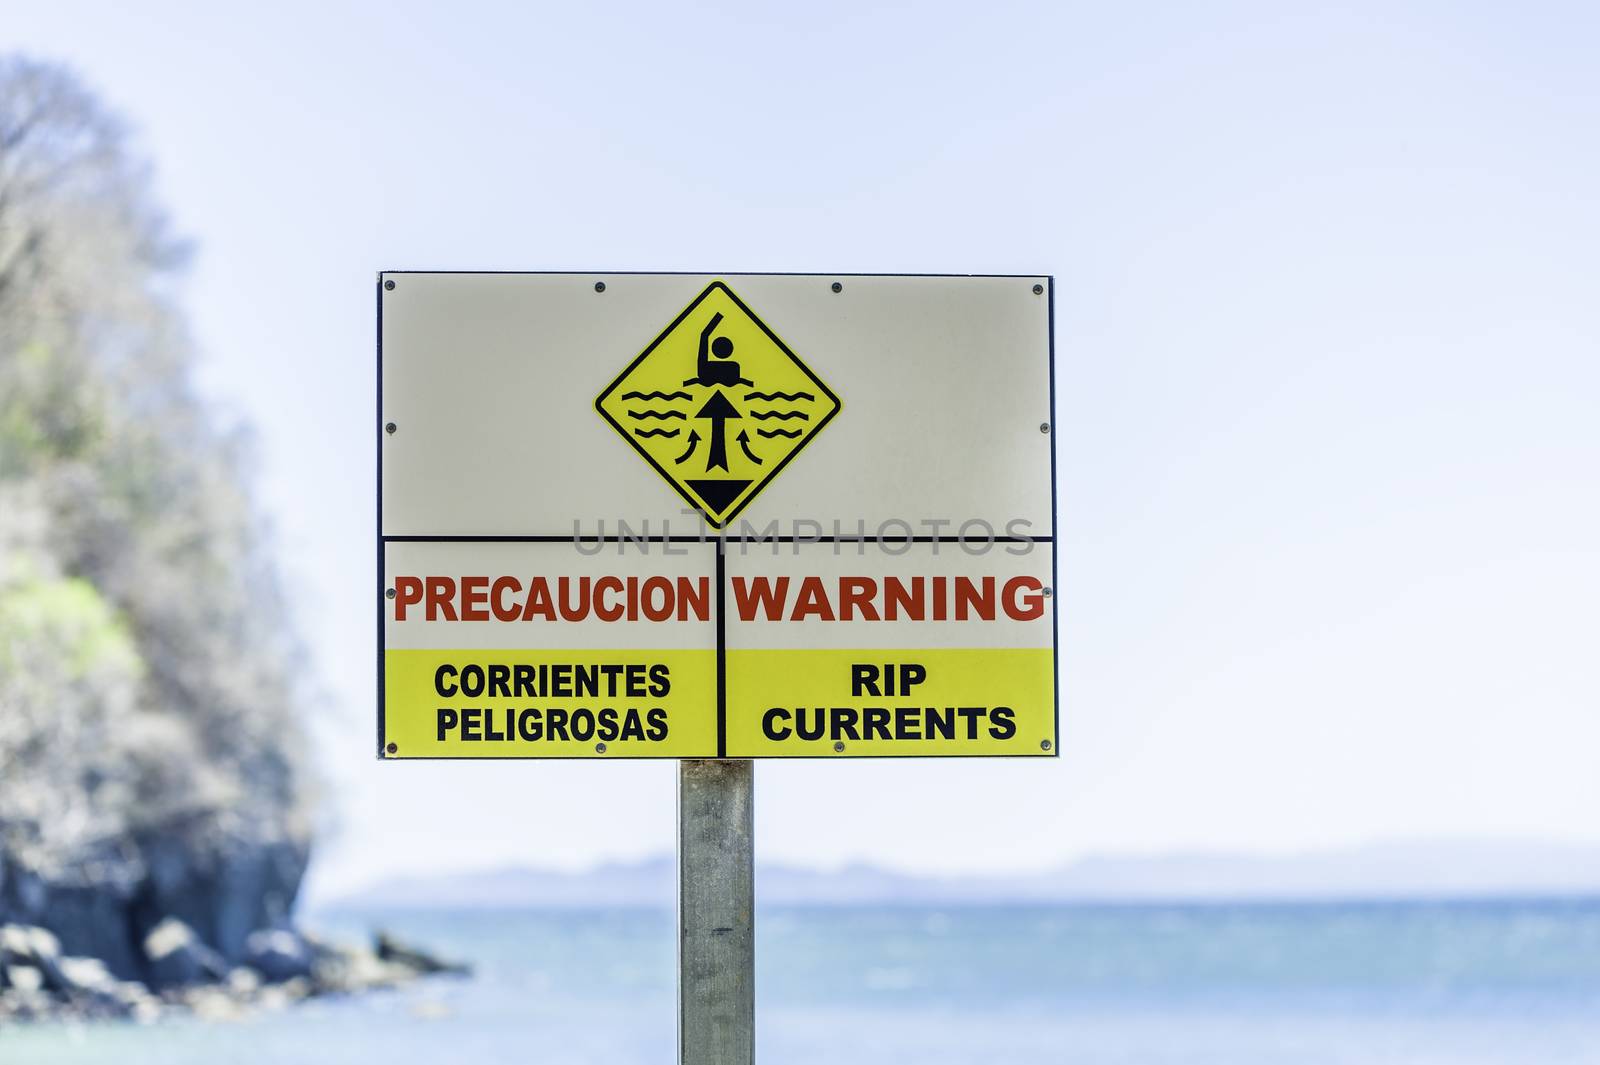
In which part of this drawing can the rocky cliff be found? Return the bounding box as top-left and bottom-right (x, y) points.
(0, 57), (315, 1002)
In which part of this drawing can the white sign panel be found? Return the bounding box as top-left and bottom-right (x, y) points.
(380, 273), (1056, 759)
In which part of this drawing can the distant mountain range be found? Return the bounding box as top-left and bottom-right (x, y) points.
(320, 840), (1600, 910)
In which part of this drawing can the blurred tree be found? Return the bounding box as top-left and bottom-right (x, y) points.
(0, 56), (310, 967)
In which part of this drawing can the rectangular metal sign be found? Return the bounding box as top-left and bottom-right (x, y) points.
(379, 273), (1056, 759)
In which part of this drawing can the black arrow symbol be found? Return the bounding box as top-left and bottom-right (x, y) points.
(737, 429), (763, 465)
(695, 391), (740, 472)
(673, 430), (701, 465)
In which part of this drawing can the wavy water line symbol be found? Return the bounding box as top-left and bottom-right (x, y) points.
(744, 391), (815, 402)
(748, 410), (809, 421)
(620, 390), (694, 401)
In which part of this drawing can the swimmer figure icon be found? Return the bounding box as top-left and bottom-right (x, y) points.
(685, 312), (754, 388)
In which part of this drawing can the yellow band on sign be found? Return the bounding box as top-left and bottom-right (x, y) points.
(384, 649), (717, 758)
(725, 648), (1055, 757)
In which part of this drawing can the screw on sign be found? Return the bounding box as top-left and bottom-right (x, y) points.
(595, 281), (841, 528)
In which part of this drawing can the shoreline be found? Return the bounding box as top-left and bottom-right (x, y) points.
(0, 922), (467, 1025)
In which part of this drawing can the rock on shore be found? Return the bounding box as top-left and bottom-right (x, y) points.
(0, 919), (468, 1024)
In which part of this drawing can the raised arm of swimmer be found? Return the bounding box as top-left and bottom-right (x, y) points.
(697, 312), (724, 383)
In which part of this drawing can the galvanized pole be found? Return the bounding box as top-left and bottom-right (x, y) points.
(678, 759), (755, 1065)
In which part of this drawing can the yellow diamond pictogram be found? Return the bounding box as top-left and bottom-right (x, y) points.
(596, 281), (841, 527)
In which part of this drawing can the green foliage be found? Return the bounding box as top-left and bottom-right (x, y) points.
(0, 56), (309, 881)
(0, 567), (141, 679)
(0, 563), (147, 870)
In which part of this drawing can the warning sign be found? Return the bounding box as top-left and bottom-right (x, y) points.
(382, 541), (718, 758)
(379, 272), (1056, 760)
(595, 281), (841, 527)
(723, 543), (1056, 757)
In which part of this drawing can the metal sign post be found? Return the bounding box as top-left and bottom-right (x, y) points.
(377, 271), (1056, 1062)
(678, 759), (754, 1065)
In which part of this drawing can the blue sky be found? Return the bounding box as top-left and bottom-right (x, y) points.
(9, 2), (1598, 898)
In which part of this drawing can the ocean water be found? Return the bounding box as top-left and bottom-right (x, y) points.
(4, 899), (1600, 1064)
